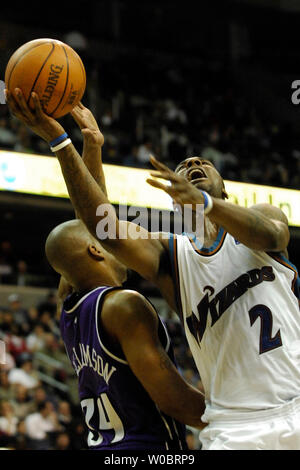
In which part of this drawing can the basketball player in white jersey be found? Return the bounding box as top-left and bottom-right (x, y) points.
(6, 88), (300, 450)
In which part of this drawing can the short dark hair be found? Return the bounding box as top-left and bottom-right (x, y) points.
(37, 401), (48, 412)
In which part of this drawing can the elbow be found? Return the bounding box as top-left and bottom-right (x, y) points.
(252, 222), (290, 252)
(264, 227), (289, 252)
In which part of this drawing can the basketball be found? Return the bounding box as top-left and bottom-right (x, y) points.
(5, 38), (86, 118)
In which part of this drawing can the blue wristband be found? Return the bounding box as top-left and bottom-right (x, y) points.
(200, 190), (209, 209)
(49, 133), (68, 147)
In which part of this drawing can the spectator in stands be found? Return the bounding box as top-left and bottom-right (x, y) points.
(8, 352), (40, 390)
(30, 386), (48, 410)
(11, 385), (33, 421)
(10, 260), (33, 287)
(24, 400), (61, 450)
(3, 317), (28, 360)
(7, 294), (30, 335)
(136, 138), (153, 167)
(54, 431), (71, 450)
(57, 401), (72, 430)
(30, 386), (59, 412)
(37, 291), (57, 318)
(0, 370), (14, 401)
(27, 305), (39, 331)
(0, 400), (18, 439)
(39, 333), (59, 357)
(26, 325), (46, 353)
(14, 420), (27, 450)
(38, 312), (59, 336)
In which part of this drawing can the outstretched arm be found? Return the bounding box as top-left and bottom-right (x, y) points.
(102, 289), (206, 429)
(147, 157), (290, 253)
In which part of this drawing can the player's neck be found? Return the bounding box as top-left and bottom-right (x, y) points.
(202, 216), (219, 247)
(73, 272), (122, 292)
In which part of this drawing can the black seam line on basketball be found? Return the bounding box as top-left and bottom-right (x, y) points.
(26, 43), (56, 106)
(7, 42), (52, 89)
(49, 44), (69, 117)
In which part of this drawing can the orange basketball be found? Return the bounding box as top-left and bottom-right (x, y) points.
(5, 38), (86, 119)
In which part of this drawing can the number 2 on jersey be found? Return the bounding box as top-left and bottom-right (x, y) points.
(249, 304), (282, 354)
(81, 395), (124, 446)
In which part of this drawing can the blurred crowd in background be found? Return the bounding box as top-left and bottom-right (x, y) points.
(1, 55), (300, 190)
(0, 21), (300, 191)
(0, 290), (201, 450)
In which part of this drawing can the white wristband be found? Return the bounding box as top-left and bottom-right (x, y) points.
(50, 138), (72, 153)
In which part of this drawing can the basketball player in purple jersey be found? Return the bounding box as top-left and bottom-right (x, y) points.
(46, 219), (204, 450)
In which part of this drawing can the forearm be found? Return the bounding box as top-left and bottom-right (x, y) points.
(209, 198), (288, 251)
(131, 348), (205, 428)
(82, 138), (107, 196)
(154, 354), (205, 428)
(160, 382), (206, 429)
(55, 143), (117, 238)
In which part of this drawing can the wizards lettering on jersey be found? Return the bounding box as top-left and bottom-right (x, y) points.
(186, 266), (275, 344)
(72, 343), (116, 384)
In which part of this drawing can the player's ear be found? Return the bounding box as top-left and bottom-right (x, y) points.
(222, 182), (229, 200)
(88, 244), (105, 261)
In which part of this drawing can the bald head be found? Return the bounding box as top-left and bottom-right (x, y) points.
(45, 220), (92, 273)
(45, 220), (127, 290)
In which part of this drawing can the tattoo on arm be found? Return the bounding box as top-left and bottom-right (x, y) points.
(57, 145), (111, 231)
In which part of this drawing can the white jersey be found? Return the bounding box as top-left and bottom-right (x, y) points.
(169, 228), (300, 422)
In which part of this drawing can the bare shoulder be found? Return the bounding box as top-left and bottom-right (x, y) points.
(251, 203), (289, 225)
(103, 289), (153, 314)
(101, 289), (157, 337)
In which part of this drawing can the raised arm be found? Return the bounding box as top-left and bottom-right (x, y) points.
(209, 200), (290, 253)
(70, 103), (107, 197)
(102, 289), (206, 429)
(147, 157), (290, 253)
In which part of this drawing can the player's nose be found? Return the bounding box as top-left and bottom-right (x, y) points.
(186, 158), (203, 169)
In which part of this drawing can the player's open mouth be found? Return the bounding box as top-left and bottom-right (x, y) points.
(188, 168), (207, 183)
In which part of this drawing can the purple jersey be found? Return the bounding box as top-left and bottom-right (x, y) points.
(60, 286), (187, 450)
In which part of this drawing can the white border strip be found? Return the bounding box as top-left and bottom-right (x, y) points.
(159, 318), (171, 353)
(64, 287), (104, 313)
